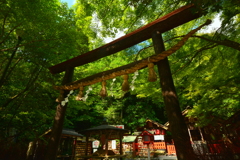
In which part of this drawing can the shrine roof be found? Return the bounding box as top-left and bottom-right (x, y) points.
(146, 119), (168, 130)
(122, 136), (137, 143)
(139, 130), (154, 136)
(80, 125), (129, 133)
(44, 128), (84, 137)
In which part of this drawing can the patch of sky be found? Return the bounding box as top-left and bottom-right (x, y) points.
(126, 40), (151, 54)
(89, 12), (153, 59)
(200, 14), (222, 33)
(123, 40), (153, 61)
(61, 0), (75, 7)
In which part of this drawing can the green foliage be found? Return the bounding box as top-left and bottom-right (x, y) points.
(69, 0), (240, 129)
(65, 92), (167, 131)
(170, 32), (240, 126)
(1, 0), (239, 146)
(75, 0), (185, 37)
(0, 0), (89, 142)
(121, 93), (166, 131)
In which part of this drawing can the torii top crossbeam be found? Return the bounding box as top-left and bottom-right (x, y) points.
(49, 4), (201, 74)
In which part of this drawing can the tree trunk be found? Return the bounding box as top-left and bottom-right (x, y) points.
(0, 36), (22, 88)
(151, 31), (196, 160)
(45, 67), (74, 160)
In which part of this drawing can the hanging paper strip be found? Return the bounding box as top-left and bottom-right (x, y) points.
(130, 70), (139, 91)
(83, 86), (92, 101)
(61, 90), (74, 106)
(110, 78), (116, 97)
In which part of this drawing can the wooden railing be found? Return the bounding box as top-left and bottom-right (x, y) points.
(154, 142), (166, 149)
(167, 145), (176, 155)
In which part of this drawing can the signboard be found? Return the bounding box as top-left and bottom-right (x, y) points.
(92, 140), (100, 148)
(93, 148), (98, 153)
(154, 135), (164, 140)
(112, 140), (116, 149)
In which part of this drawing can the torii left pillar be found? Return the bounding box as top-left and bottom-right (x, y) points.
(45, 67), (74, 160)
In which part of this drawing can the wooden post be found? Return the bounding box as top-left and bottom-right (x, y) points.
(119, 133), (123, 155)
(45, 67), (74, 160)
(164, 136), (168, 154)
(71, 138), (76, 160)
(188, 127), (193, 142)
(151, 31), (196, 160)
(147, 144), (150, 160)
(105, 133), (109, 156)
(85, 134), (89, 157)
(198, 127), (205, 142)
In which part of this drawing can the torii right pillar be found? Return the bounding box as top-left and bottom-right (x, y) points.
(152, 30), (196, 160)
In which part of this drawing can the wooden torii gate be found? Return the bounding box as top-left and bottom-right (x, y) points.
(45, 4), (210, 160)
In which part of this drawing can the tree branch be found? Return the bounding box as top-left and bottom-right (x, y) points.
(126, 3), (149, 34)
(4, 58), (23, 82)
(172, 44), (218, 75)
(165, 35), (240, 51)
(0, 38), (62, 52)
(1, 66), (43, 108)
(1, 12), (8, 38)
(134, 45), (153, 61)
(0, 57), (8, 71)
(0, 36), (22, 88)
(0, 23), (22, 45)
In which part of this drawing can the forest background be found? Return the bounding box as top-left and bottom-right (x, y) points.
(0, 0), (239, 149)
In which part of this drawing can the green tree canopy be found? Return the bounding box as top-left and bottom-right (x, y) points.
(0, 0), (239, 149)
(0, 0), (90, 142)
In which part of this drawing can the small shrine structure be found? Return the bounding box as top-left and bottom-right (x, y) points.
(121, 119), (171, 157)
(26, 129), (84, 160)
(77, 124), (128, 159)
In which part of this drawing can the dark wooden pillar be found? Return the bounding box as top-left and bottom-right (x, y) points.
(45, 67), (74, 160)
(72, 137), (77, 160)
(85, 134), (89, 156)
(105, 135), (109, 156)
(119, 133), (123, 155)
(151, 31), (196, 160)
(119, 132), (123, 160)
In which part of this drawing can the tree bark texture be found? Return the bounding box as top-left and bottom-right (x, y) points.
(152, 31), (196, 160)
(45, 67), (74, 160)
